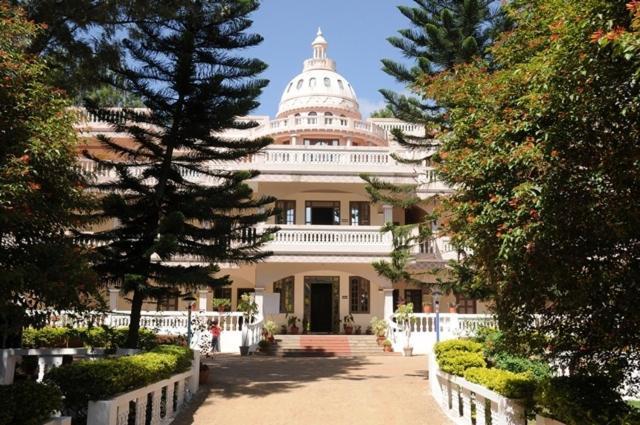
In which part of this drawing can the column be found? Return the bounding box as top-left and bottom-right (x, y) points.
(108, 288), (120, 311)
(0, 349), (17, 385)
(461, 388), (472, 421)
(475, 394), (487, 425)
(198, 289), (209, 312)
(346, 137), (352, 146)
(254, 287), (265, 318)
(382, 204), (393, 224)
(291, 134), (297, 145)
(383, 288), (394, 320)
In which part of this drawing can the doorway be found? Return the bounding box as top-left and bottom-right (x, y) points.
(310, 284), (333, 332)
(305, 201), (340, 225)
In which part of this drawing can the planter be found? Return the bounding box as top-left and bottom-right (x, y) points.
(239, 345), (250, 356)
(423, 305), (433, 313)
(376, 335), (386, 346)
(448, 307), (457, 313)
(199, 366), (210, 384)
(383, 345), (393, 353)
(403, 347), (413, 357)
(289, 325), (299, 335)
(344, 326), (353, 335)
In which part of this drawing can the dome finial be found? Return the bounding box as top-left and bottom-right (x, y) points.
(317, 27), (322, 36)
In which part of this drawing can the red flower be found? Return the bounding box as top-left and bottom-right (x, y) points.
(590, 29), (605, 43)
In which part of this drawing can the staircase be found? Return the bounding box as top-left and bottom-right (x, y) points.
(270, 334), (398, 357)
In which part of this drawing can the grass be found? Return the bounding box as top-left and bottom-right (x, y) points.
(629, 400), (640, 409)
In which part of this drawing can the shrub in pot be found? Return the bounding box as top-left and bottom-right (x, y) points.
(383, 339), (393, 352)
(343, 314), (354, 334)
(370, 317), (388, 345)
(287, 315), (300, 334)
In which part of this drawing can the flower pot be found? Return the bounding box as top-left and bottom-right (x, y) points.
(199, 366), (210, 384)
(423, 305), (433, 313)
(383, 345), (393, 352)
(289, 325), (299, 335)
(403, 347), (413, 357)
(448, 307), (457, 314)
(376, 335), (386, 346)
(344, 326), (353, 335)
(239, 345), (250, 356)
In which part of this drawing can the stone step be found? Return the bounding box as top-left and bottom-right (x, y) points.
(266, 334), (394, 357)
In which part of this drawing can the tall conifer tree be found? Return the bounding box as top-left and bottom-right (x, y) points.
(83, 0), (276, 348)
(364, 0), (506, 289)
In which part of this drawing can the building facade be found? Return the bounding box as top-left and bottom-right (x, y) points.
(78, 30), (485, 333)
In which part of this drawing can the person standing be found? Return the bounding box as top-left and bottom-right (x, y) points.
(210, 320), (221, 353)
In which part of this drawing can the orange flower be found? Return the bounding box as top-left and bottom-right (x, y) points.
(29, 182), (41, 190)
(590, 29), (605, 43)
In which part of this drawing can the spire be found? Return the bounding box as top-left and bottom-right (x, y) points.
(312, 27), (328, 59)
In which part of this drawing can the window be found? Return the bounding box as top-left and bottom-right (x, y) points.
(350, 277), (370, 313)
(287, 82), (293, 93)
(273, 276), (295, 313)
(305, 201), (340, 225)
(308, 111), (317, 116)
(156, 293), (178, 311)
(276, 200), (296, 225)
(350, 202), (370, 226)
(296, 79), (304, 89)
(337, 79), (344, 90)
(324, 77), (331, 87)
(213, 286), (231, 311)
(455, 294), (477, 314)
(404, 289), (422, 313)
(309, 77), (317, 88)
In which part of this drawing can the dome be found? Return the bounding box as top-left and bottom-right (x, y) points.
(277, 29), (361, 119)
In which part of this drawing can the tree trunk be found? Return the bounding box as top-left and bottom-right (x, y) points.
(126, 289), (145, 348)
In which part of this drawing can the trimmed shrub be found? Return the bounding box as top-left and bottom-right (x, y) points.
(438, 351), (486, 376)
(464, 367), (536, 399)
(535, 376), (638, 425)
(493, 352), (551, 381)
(21, 326), (159, 350)
(434, 339), (482, 360)
(45, 345), (192, 422)
(22, 327), (70, 348)
(0, 380), (62, 425)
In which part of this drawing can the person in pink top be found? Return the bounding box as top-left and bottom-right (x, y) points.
(210, 320), (221, 353)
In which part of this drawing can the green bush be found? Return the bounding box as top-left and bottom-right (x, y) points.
(535, 376), (638, 425)
(434, 339), (483, 360)
(473, 327), (506, 358)
(45, 345), (192, 421)
(464, 367), (536, 399)
(22, 327), (71, 348)
(438, 351), (486, 376)
(493, 352), (551, 381)
(0, 381), (62, 425)
(21, 326), (159, 350)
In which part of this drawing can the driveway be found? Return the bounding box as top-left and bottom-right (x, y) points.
(174, 354), (452, 425)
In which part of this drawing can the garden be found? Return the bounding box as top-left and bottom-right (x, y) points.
(433, 328), (640, 425)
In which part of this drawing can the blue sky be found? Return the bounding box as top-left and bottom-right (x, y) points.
(247, 0), (414, 117)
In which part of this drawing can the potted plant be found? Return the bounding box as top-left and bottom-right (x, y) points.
(355, 325), (362, 335)
(199, 363), (210, 384)
(287, 315), (300, 334)
(263, 320), (277, 343)
(422, 302), (433, 314)
(280, 324), (288, 335)
(370, 317), (388, 345)
(395, 303), (415, 356)
(383, 339), (393, 352)
(448, 302), (457, 314)
(343, 313), (354, 334)
(365, 325), (373, 335)
(301, 317), (308, 334)
(212, 297), (231, 313)
(237, 293), (259, 356)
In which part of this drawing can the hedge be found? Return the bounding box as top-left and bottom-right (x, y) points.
(438, 351), (486, 376)
(463, 367), (536, 399)
(493, 352), (551, 381)
(434, 339), (482, 360)
(22, 326), (158, 350)
(535, 376), (640, 425)
(0, 380), (62, 425)
(45, 345), (192, 422)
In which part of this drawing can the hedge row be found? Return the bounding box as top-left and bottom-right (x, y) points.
(0, 381), (62, 425)
(463, 367), (535, 399)
(45, 345), (192, 421)
(22, 326), (163, 350)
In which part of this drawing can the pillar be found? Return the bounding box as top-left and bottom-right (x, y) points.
(0, 349), (17, 385)
(291, 134), (298, 145)
(108, 288), (120, 311)
(383, 288), (394, 321)
(198, 289), (209, 312)
(254, 287), (265, 318)
(346, 137), (352, 146)
(382, 204), (393, 224)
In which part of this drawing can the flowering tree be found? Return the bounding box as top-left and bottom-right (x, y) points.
(424, 0), (640, 393)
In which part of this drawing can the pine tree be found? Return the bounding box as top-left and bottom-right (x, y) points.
(83, 0), (276, 348)
(364, 0), (506, 290)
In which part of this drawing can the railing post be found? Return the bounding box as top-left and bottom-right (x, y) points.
(451, 383), (461, 418)
(0, 349), (18, 385)
(189, 350), (200, 394)
(461, 388), (473, 422)
(476, 395), (487, 425)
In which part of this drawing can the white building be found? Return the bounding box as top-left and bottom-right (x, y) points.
(78, 30), (486, 335)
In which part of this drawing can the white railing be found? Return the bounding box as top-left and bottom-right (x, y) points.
(388, 313), (497, 354)
(266, 224), (393, 254)
(264, 116), (388, 140)
(86, 352), (200, 425)
(429, 352), (527, 425)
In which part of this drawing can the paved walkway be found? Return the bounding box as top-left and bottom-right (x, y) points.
(174, 354), (452, 425)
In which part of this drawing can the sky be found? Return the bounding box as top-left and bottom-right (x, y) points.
(247, 0), (414, 118)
